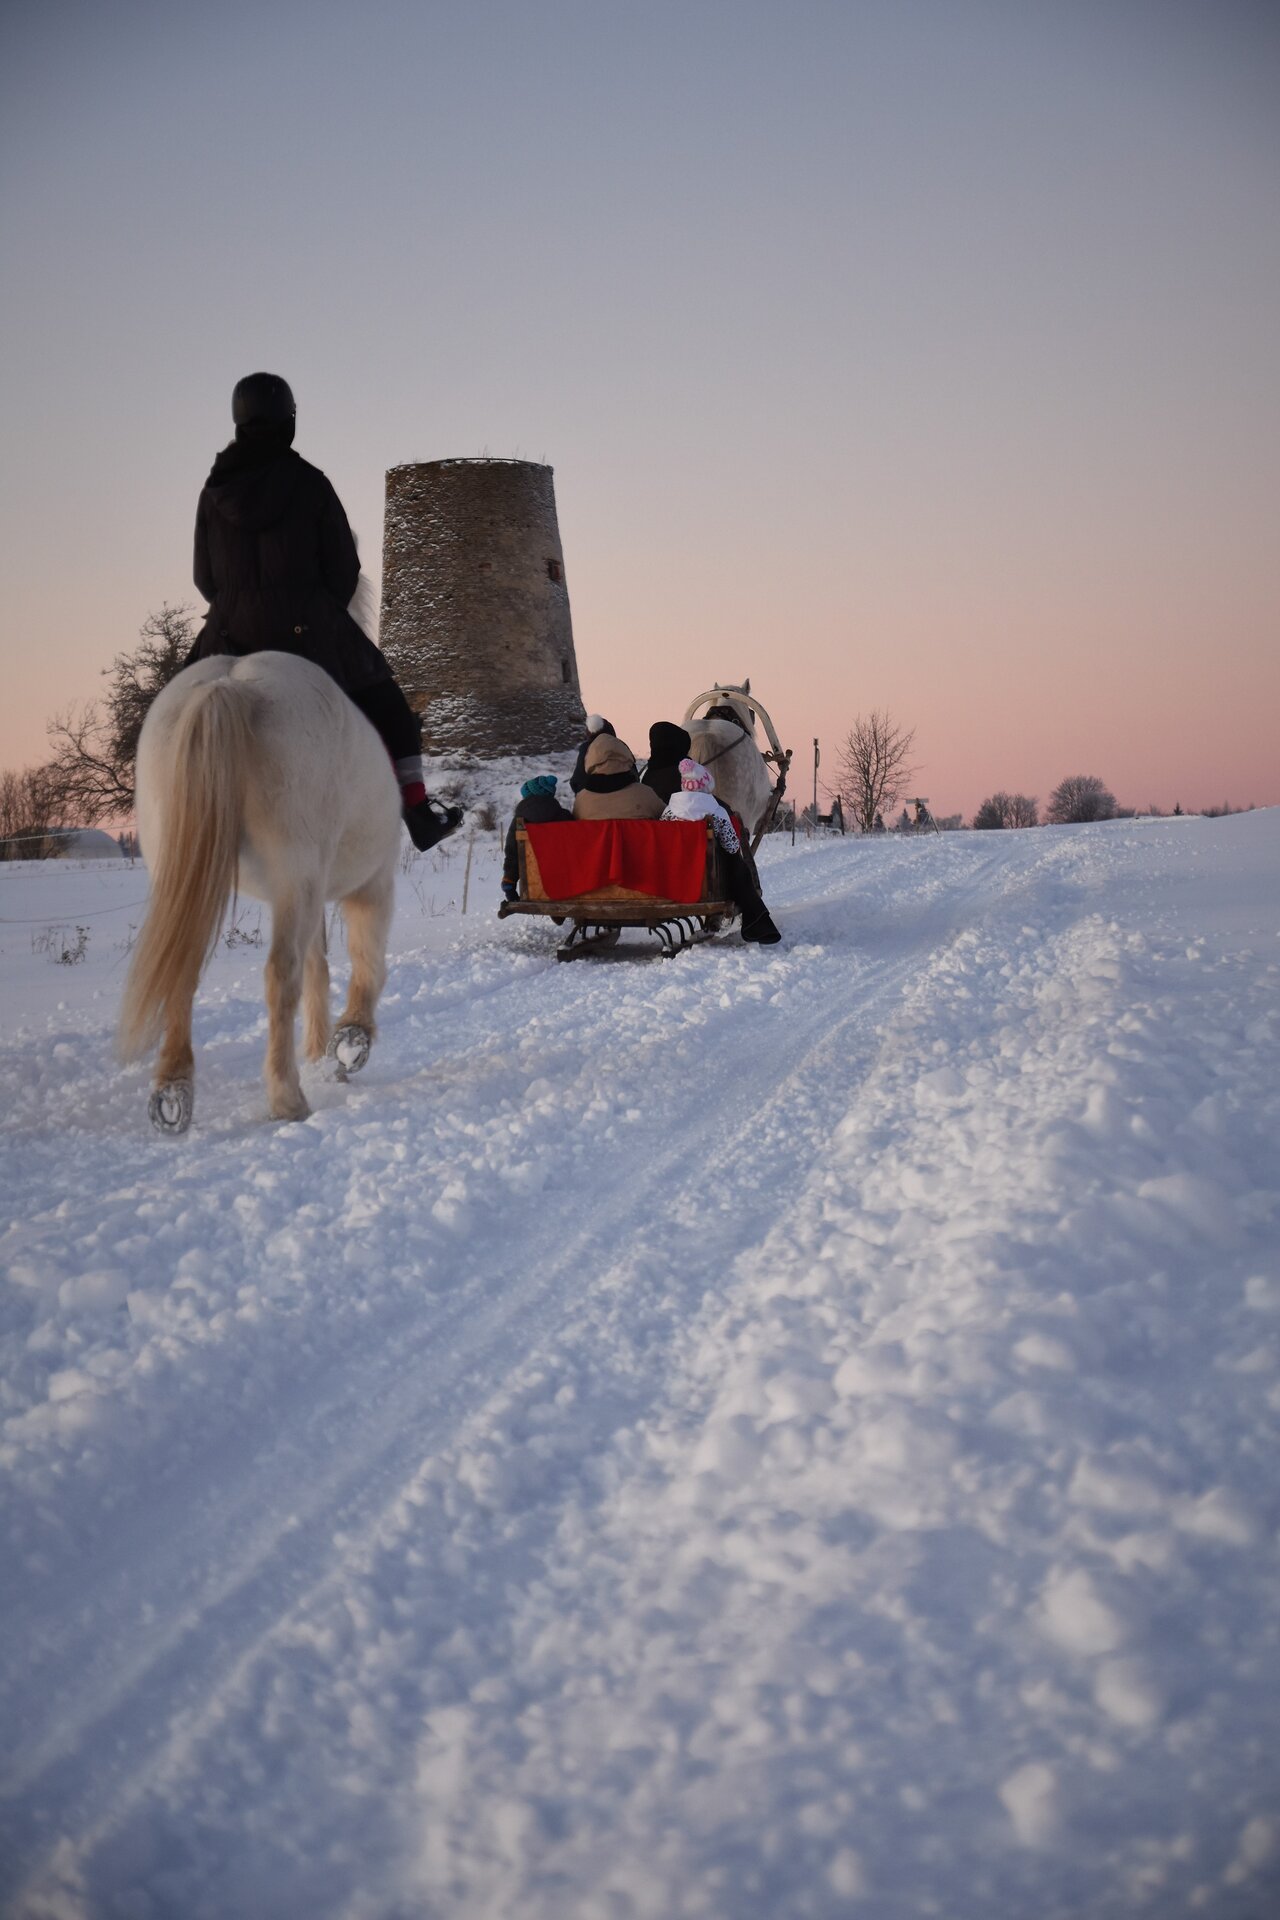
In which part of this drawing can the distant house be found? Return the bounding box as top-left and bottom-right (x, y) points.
(799, 798), (846, 834)
(51, 829), (124, 860)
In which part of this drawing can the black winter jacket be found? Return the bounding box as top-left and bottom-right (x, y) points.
(187, 440), (390, 693)
(640, 721), (691, 805)
(502, 791), (574, 886)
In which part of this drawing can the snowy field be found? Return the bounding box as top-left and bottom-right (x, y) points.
(2, 813), (1278, 1919)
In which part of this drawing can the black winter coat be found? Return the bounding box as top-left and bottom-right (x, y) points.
(640, 722), (692, 805)
(187, 441), (390, 694)
(502, 791), (574, 886)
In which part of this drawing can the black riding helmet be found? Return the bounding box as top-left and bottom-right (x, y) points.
(231, 372), (296, 444)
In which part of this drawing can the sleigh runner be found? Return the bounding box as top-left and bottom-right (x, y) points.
(498, 818), (738, 959)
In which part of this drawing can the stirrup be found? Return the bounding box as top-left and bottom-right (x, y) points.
(404, 799), (463, 852)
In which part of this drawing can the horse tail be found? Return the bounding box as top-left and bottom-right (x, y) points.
(118, 677), (254, 1061)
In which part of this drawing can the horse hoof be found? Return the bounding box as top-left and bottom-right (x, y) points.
(149, 1080), (193, 1135)
(329, 1024), (371, 1078)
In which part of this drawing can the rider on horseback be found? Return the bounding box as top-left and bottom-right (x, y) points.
(185, 373), (461, 852)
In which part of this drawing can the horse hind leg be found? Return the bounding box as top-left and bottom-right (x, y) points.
(264, 887), (319, 1121)
(149, 1004), (195, 1135)
(330, 870), (393, 1077)
(302, 918), (331, 1063)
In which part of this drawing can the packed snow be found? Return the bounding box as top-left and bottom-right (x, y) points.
(1, 811), (1278, 1918)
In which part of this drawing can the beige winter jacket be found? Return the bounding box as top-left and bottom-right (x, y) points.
(572, 736), (665, 821)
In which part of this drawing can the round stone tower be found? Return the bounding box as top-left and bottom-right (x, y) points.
(378, 458), (586, 756)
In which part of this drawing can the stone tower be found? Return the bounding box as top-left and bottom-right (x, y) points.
(378, 458), (586, 756)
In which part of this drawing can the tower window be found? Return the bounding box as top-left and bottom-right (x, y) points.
(561, 659), (570, 684)
(547, 558), (563, 582)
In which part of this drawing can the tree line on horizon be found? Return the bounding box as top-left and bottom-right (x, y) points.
(0, 619), (1261, 859)
(830, 713), (1127, 832)
(817, 711), (1253, 837)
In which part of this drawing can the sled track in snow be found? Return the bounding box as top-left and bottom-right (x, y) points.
(0, 840), (1025, 1899)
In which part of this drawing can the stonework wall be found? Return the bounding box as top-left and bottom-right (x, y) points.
(379, 458), (586, 756)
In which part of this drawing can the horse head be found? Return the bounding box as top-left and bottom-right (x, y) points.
(706, 683), (757, 736)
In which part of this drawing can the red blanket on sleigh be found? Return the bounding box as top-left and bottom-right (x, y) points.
(524, 820), (710, 903)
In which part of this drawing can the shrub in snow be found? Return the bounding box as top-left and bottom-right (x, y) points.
(1046, 774), (1117, 824)
(974, 792), (1038, 830)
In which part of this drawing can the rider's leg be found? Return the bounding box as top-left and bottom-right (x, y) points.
(347, 677), (421, 782)
(347, 679), (462, 850)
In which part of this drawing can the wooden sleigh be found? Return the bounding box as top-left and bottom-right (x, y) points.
(497, 818), (738, 960)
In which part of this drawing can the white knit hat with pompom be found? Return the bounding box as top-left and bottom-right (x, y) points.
(679, 758), (715, 792)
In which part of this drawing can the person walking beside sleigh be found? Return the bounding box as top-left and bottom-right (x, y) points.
(662, 758), (781, 944)
(184, 372), (462, 852)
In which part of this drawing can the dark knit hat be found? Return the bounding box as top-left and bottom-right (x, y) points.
(648, 721), (691, 764)
(520, 774), (558, 800)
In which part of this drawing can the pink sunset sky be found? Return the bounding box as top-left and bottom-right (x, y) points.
(1, 0), (1276, 822)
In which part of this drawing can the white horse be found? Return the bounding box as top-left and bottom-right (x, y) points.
(119, 651), (401, 1133)
(683, 680), (776, 840)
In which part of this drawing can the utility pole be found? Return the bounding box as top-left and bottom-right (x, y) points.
(813, 738), (820, 823)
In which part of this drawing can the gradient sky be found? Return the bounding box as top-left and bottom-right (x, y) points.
(2, 0), (1277, 820)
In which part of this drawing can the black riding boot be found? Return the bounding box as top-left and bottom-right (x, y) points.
(404, 798), (464, 852)
(741, 900), (781, 943)
(725, 851), (781, 943)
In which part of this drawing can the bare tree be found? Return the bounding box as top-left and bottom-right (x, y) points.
(973, 791), (1038, 830)
(43, 604), (194, 823)
(0, 765), (63, 860)
(837, 710), (916, 834)
(1046, 774), (1117, 825)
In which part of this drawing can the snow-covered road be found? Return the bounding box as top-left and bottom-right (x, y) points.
(2, 816), (1278, 1918)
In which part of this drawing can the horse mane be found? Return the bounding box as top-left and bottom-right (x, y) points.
(348, 571), (378, 640)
